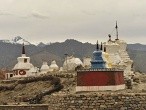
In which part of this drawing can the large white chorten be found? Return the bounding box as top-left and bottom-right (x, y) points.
(103, 22), (133, 77)
(63, 55), (83, 71)
(13, 44), (35, 78)
(81, 22), (133, 77)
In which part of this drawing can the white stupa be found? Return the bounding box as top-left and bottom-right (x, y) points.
(63, 55), (83, 71)
(13, 44), (35, 78)
(49, 60), (59, 72)
(28, 67), (39, 76)
(83, 57), (91, 69)
(40, 62), (50, 74)
(59, 67), (64, 72)
(103, 22), (133, 77)
(102, 46), (112, 68)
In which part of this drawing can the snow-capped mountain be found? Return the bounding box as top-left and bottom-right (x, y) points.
(36, 42), (46, 47)
(0, 36), (31, 45)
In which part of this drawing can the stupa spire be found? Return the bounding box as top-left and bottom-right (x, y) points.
(96, 40), (99, 50)
(100, 42), (103, 50)
(115, 21), (119, 40)
(104, 47), (106, 52)
(22, 43), (25, 54)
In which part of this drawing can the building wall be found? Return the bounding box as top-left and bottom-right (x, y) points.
(0, 69), (8, 80)
(0, 73), (5, 80)
(46, 93), (146, 110)
(77, 71), (124, 86)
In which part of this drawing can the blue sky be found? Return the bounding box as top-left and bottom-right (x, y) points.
(0, 0), (146, 44)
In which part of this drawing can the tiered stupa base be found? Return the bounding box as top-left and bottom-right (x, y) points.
(76, 68), (125, 92)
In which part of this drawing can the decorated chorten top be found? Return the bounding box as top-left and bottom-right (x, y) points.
(104, 22), (128, 53)
(13, 44), (34, 70)
(91, 41), (106, 69)
(92, 42), (103, 60)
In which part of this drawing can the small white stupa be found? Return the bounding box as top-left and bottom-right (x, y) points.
(28, 67), (39, 76)
(59, 67), (64, 72)
(83, 57), (91, 69)
(13, 44), (34, 78)
(49, 60), (59, 72)
(63, 55), (83, 71)
(40, 62), (50, 74)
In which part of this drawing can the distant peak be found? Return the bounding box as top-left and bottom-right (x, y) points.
(0, 36), (32, 45)
(64, 39), (82, 43)
(37, 42), (46, 47)
(11, 36), (31, 45)
(13, 36), (23, 42)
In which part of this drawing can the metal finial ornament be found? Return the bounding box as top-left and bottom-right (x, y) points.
(96, 40), (99, 50)
(22, 43), (25, 54)
(115, 21), (119, 40)
(100, 42), (103, 50)
(108, 34), (111, 41)
(104, 47), (106, 52)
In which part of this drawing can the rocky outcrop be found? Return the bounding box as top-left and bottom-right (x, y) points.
(0, 75), (63, 104)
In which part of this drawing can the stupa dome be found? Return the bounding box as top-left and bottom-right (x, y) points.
(40, 62), (49, 71)
(63, 56), (83, 71)
(49, 60), (59, 71)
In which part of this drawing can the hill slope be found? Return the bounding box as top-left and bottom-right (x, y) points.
(0, 38), (145, 72)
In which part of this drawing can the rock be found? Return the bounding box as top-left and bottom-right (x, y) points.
(100, 105), (107, 109)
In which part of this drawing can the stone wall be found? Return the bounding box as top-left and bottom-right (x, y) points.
(0, 104), (48, 110)
(46, 93), (146, 110)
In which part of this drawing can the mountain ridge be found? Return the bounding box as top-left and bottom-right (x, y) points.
(0, 37), (145, 72)
(0, 36), (31, 45)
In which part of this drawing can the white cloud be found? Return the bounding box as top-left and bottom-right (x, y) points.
(31, 11), (49, 19)
(0, 10), (13, 16)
